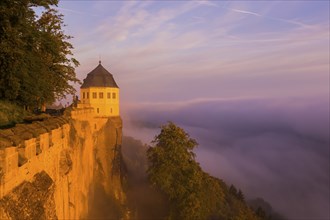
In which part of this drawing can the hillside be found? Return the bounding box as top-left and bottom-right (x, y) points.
(122, 128), (280, 220)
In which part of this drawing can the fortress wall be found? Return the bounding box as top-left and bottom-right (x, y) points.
(70, 106), (95, 120)
(0, 123), (70, 199)
(0, 107), (124, 219)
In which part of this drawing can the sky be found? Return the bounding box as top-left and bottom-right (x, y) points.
(56, 0), (329, 103)
(55, 1), (329, 219)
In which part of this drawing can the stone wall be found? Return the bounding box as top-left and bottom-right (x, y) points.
(0, 107), (124, 219)
(0, 117), (69, 199)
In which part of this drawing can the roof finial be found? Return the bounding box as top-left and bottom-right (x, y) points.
(99, 54), (101, 64)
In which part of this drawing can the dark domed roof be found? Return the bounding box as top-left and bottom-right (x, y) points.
(81, 62), (119, 88)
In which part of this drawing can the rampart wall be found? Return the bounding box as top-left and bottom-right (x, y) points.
(0, 107), (122, 219)
(0, 117), (70, 198)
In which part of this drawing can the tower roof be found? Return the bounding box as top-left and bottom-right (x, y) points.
(81, 62), (119, 88)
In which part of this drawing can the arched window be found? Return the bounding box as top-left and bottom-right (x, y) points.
(97, 108), (99, 113)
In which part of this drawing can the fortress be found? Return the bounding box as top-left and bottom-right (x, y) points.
(0, 62), (124, 219)
(80, 61), (120, 117)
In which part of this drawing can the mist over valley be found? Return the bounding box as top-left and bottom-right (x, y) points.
(122, 96), (329, 220)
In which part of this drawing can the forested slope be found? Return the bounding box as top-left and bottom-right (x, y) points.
(123, 123), (279, 220)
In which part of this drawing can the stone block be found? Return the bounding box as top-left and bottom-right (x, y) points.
(39, 133), (50, 152)
(0, 147), (18, 181)
(24, 139), (36, 159)
(18, 148), (28, 167)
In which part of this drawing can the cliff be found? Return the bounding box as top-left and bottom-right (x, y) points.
(0, 108), (126, 219)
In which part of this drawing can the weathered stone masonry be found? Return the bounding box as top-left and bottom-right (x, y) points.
(0, 107), (124, 219)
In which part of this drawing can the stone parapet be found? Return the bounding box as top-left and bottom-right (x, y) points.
(69, 107), (95, 120)
(0, 117), (70, 199)
(0, 107), (123, 219)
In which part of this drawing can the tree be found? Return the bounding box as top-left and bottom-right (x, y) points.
(237, 189), (245, 202)
(0, 0), (79, 109)
(147, 122), (265, 220)
(147, 122), (203, 219)
(147, 122), (198, 196)
(34, 9), (79, 102)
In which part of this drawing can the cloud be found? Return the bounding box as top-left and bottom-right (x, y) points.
(230, 8), (262, 17)
(57, 7), (99, 17)
(222, 2), (312, 29)
(196, 0), (219, 8)
(98, 2), (328, 74)
(64, 1), (328, 103)
(123, 96), (330, 219)
(94, 1), (204, 43)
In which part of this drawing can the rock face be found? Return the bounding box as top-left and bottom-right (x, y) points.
(0, 113), (125, 219)
(0, 171), (57, 219)
(87, 117), (127, 219)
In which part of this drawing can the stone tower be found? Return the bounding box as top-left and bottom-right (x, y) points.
(80, 61), (120, 117)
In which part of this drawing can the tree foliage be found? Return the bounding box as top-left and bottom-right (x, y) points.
(147, 122), (265, 220)
(0, 0), (79, 108)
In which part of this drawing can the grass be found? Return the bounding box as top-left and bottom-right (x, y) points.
(0, 100), (30, 128)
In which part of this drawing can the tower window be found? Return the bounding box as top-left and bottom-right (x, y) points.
(87, 92), (89, 99)
(93, 92), (97, 99)
(97, 108), (99, 113)
(112, 93), (116, 99)
(110, 108), (112, 113)
(99, 92), (104, 99)
(107, 93), (111, 99)
(83, 92), (85, 99)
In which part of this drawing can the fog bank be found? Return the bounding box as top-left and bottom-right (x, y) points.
(122, 96), (329, 219)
